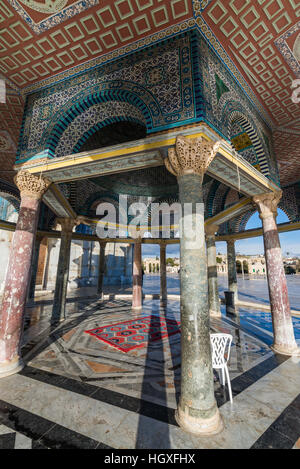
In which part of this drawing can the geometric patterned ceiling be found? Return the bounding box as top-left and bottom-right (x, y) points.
(201, 0), (300, 186)
(0, 0), (193, 89)
(0, 0), (300, 186)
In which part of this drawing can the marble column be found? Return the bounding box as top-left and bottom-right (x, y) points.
(132, 239), (142, 310)
(253, 192), (299, 356)
(160, 242), (167, 302)
(227, 239), (238, 303)
(165, 135), (223, 435)
(52, 218), (77, 322)
(97, 241), (106, 298)
(205, 224), (221, 317)
(28, 233), (43, 300)
(0, 171), (51, 378)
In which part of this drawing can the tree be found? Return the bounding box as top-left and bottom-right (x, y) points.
(166, 257), (175, 266)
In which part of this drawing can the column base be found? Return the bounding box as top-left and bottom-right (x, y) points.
(132, 305), (142, 311)
(175, 405), (223, 436)
(271, 343), (300, 357)
(0, 356), (24, 379)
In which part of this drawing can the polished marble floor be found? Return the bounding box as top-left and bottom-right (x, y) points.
(0, 293), (300, 449)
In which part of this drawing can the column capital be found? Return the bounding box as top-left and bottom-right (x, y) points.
(56, 218), (78, 233)
(165, 136), (222, 178)
(98, 240), (107, 247)
(227, 238), (236, 247)
(14, 171), (51, 200)
(253, 191), (282, 220)
(205, 224), (219, 237)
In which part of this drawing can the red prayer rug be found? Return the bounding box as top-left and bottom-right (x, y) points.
(85, 315), (181, 353)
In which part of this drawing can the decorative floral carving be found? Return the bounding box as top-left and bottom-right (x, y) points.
(165, 136), (221, 178)
(14, 171), (52, 200)
(253, 192), (282, 220)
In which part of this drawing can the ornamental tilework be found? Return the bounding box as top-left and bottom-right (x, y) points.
(17, 33), (196, 161)
(55, 102), (146, 157)
(7, 0), (99, 34)
(280, 185), (299, 223)
(211, 183), (230, 217)
(197, 35), (279, 183)
(239, 147), (259, 167)
(219, 183), (300, 235)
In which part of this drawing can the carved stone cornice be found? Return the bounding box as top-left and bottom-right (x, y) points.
(253, 191), (282, 220)
(14, 171), (51, 200)
(205, 224), (219, 237)
(165, 136), (221, 179)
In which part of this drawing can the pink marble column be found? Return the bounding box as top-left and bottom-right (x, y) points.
(0, 171), (51, 377)
(132, 239), (142, 310)
(253, 192), (299, 356)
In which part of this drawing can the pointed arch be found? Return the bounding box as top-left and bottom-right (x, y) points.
(228, 110), (270, 177)
(44, 88), (153, 158)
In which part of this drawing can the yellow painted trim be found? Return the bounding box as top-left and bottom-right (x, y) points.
(17, 124), (279, 193)
(23, 133), (207, 174)
(216, 147), (278, 192)
(0, 221), (15, 231)
(206, 198), (251, 224)
(217, 222), (300, 241)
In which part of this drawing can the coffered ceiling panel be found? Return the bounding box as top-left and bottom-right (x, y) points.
(202, 0), (300, 128)
(0, 0), (193, 89)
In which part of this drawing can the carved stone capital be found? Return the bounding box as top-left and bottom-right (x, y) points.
(14, 171), (51, 200)
(253, 191), (282, 220)
(165, 136), (221, 178)
(227, 239), (235, 248)
(205, 224), (219, 237)
(56, 218), (78, 233)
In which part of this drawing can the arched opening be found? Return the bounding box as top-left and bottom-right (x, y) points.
(78, 121), (147, 153)
(228, 112), (270, 178)
(243, 260), (249, 274)
(142, 243), (160, 294)
(236, 260), (242, 274)
(245, 208), (290, 231)
(0, 194), (19, 222)
(45, 91), (151, 158)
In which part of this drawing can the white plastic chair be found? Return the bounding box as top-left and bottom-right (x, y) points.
(210, 333), (233, 404)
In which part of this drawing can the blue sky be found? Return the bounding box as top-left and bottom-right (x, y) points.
(142, 209), (300, 258)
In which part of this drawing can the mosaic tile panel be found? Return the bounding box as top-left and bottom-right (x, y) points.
(85, 315), (181, 353)
(17, 33), (196, 161)
(197, 33), (279, 183)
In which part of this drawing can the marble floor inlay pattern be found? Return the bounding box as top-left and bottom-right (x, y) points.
(0, 296), (299, 449)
